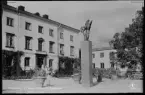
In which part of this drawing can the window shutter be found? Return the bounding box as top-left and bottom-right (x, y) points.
(10, 19), (12, 26)
(10, 36), (12, 47)
(25, 38), (27, 49)
(25, 22), (27, 30)
(12, 19), (14, 26)
(38, 40), (39, 50)
(6, 34), (9, 46)
(30, 39), (32, 49)
(7, 17), (9, 25)
(12, 36), (14, 47)
(42, 42), (44, 51)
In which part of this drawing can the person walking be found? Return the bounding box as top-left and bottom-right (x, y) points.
(42, 66), (52, 87)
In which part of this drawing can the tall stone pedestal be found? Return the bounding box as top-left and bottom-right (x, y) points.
(81, 41), (93, 87)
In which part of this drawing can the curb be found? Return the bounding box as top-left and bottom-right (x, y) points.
(14, 79), (34, 81)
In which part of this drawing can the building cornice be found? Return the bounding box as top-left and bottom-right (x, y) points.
(3, 5), (80, 33)
(92, 47), (115, 52)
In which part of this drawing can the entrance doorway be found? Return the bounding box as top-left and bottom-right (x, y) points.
(49, 59), (53, 68)
(36, 54), (47, 69)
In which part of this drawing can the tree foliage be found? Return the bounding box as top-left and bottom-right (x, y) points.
(109, 7), (144, 68)
(58, 56), (81, 75)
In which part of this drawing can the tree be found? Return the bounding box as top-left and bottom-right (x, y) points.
(109, 7), (144, 68)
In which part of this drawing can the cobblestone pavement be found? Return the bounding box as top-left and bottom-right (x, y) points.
(2, 77), (143, 93)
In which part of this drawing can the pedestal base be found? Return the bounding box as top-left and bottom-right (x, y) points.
(81, 41), (93, 87)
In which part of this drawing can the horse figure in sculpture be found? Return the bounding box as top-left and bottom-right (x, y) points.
(80, 20), (93, 41)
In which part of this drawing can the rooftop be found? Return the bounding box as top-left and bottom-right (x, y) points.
(92, 47), (115, 52)
(2, 4), (80, 33)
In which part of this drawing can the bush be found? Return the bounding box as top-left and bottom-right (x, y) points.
(52, 69), (72, 78)
(3, 69), (35, 80)
(52, 70), (59, 77)
(93, 67), (119, 79)
(33, 68), (46, 78)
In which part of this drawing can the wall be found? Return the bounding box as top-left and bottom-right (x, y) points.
(2, 10), (19, 52)
(20, 52), (36, 70)
(92, 49), (116, 68)
(2, 8), (80, 71)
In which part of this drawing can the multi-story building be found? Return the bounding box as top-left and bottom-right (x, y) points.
(2, 4), (80, 73)
(92, 47), (117, 69)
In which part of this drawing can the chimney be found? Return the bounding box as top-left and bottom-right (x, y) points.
(42, 14), (49, 19)
(34, 12), (40, 16)
(18, 6), (25, 11)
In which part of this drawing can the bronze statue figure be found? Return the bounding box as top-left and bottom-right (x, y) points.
(80, 19), (93, 41)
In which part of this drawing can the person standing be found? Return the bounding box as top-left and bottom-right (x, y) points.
(78, 66), (81, 84)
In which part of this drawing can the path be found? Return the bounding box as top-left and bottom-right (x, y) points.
(2, 77), (143, 93)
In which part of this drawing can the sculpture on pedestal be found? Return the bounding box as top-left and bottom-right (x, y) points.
(80, 20), (93, 41)
(80, 20), (93, 87)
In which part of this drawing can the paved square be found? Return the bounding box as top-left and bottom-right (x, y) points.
(2, 78), (143, 93)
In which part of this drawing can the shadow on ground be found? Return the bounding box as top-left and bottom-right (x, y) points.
(92, 80), (104, 86)
(54, 77), (71, 79)
(43, 84), (55, 87)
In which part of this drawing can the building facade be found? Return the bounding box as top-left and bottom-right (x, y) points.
(92, 47), (116, 69)
(2, 4), (80, 72)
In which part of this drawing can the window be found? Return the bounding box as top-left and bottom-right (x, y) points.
(49, 59), (53, 68)
(60, 44), (64, 55)
(25, 36), (32, 50)
(25, 22), (31, 30)
(6, 33), (15, 48)
(92, 54), (95, 58)
(25, 57), (30, 67)
(93, 63), (95, 68)
(79, 49), (81, 58)
(70, 35), (73, 41)
(38, 26), (43, 33)
(111, 63), (114, 68)
(70, 46), (74, 56)
(49, 41), (54, 53)
(100, 63), (104, 68)
(38, 38), (44, 51)
(49, 29), (54, 37)
(60, 32), (63, 39)
(100, 52), (104, 58)
(7, 17), (14, 26)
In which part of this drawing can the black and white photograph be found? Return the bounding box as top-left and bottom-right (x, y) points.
(2, 0), (143, 93)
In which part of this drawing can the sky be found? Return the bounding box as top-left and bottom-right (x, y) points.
(8, 1), (143, 48)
